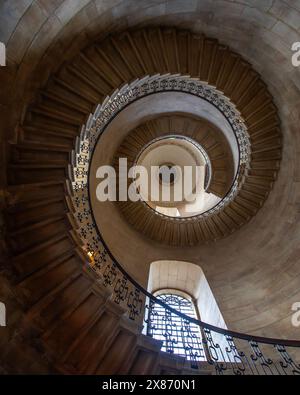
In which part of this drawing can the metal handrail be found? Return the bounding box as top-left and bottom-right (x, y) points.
(68, 74), (300, 354)
(97, 222), (300, 348)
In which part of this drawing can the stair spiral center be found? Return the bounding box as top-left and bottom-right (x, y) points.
(132, 134), (214, 216)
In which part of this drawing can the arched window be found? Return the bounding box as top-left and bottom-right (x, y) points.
(147, 290), (206, 362)
(145, 260), (227, 364)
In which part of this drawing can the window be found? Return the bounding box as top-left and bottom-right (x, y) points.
(147, 291), (206, 362)
(145, 260), (228, 364)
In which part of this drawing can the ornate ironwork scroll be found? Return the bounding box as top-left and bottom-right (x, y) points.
(145, 300), (300, 375)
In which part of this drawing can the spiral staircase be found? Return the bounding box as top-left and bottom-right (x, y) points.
(1, 9), (300, 376)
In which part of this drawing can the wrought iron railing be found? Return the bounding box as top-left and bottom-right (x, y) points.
(145, 296), (300, 375)
(66, 74), (300, 375)
(71, 232), (300, 375)
(68, 74), (251, 226)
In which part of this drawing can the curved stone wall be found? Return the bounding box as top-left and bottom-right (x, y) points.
(1, 0), (300, 344)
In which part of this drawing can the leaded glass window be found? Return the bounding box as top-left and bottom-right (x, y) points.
(147, 292), (206, 362)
